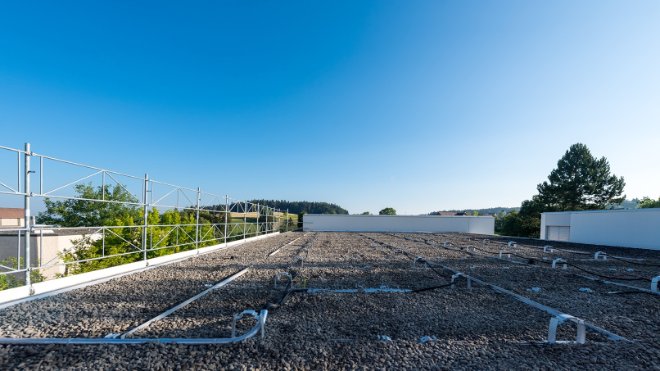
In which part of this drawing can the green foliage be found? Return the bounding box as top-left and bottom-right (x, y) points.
(430, 207), (518, 216)
(379, 207), (396, 215)
(496, 211), (540, 238)
(496, 198), (543, 238)
(500, 143), (625, 238)
(0, 258), (44, 290)
(360, 211), (371, 215)
(638, 197), (660, 209)
(37, 184), (140, 227)
(537, 143), (625, 211)
(297, 212), (304, 229)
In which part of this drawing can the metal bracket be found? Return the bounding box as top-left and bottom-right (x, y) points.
(273, 272), (293, 290)
(231, 309), (260, 338)
(552, 258), (567, 269)
(594, 251), (607, 261)
(508, 241), (517, 248)
(652, 276), (659, 293)
(498, 251), (511, 260)
(412, 256), (426, 269)
(451, 273), (462, 288)
(543, 245), (553, 253)
(547, 314), (586, 344)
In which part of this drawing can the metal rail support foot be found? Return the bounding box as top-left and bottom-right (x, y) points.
(231, 309), (260, 338)
(543, 245), (553, 253)
(652, 276), (660, 293)
(552, 258), (567, 269)
(547, 315), (586, 344)
(508, 241), (517, 248)
(451, 273), (462, 289)
(274, 272), (293, 290)
(594, 251), (607, 261)
(412, 256), (425, 269)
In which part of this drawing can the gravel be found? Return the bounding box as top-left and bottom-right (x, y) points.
(1, 231), (658, 370)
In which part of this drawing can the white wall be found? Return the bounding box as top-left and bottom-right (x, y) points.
(303, 215), (494, 235)
(541, 209), (660, 250)
(540, 212), (572, 240)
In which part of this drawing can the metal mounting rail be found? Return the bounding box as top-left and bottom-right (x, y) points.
(576, 274), (660, 296)
(306, 287), (412, 294)
(423, 259), (628, 343)
(368, 234), (629, 344)
(269, 235), (305, 257)
(117, 268), (250, 339)
(0, 309), (268, 345)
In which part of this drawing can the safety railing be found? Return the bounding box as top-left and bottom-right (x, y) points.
(0, 143), (298, 291)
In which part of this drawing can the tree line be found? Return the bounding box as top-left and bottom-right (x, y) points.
(247, 200), (348, 215)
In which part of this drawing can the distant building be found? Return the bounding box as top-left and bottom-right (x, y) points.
(0, 226), (101, 279)
(541, 209), (660, 250)
(0, 208), (24, 228)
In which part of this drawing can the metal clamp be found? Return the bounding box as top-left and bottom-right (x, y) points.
(594, 251), (607, 261)
(547, 314), (586, 344)
(451, 273), (462, 288)
(508, 241), (517, 248)
(231, 309), (260, 338)
(274, 272), (293, 289)
(543, 245), (553, 253)
(412, 256), (426, 269)
(551, 258), (567, 269)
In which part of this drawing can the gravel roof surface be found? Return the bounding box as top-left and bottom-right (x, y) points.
(1, 231), (659, 370)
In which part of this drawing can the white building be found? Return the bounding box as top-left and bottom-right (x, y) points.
(0, 208), (24, 228)
(541, 208), (660, 250)
(303, 214), (494, 234)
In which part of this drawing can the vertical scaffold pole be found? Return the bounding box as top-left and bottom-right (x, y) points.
(256, 203), (260, 236)
(24, 143), (32, 289)
(224, 195), (229, 247)
(142, 174), (149, 264)
(195, 187), (201, 253)
(243, 200), (247, 240)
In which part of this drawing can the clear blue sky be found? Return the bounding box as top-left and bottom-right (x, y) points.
(1, 1), (659, 214)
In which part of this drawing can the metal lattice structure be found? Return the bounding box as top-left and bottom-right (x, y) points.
(0, 142), (296, 291)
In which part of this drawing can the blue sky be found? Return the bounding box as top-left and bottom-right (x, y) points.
(1, 1), (659, 214)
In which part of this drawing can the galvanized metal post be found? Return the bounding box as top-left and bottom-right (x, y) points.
(265, 206), (269, 234)
(142, 174), (149, 264)
(224, 195), (228, 247)
(195, 187), (201, 253)
(286, 209), (289, 232)
(24, 143), (32, 288)
(256, 204), (259, 236)
(243, 201), (247, 240)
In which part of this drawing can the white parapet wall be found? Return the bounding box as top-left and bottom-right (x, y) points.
(303, 214), (494, 234)
(541, 208), (660, 250)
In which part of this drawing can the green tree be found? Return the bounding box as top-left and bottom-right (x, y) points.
(501, 144), (625, 238)
(638, 197), (660, 208)
(360, 211), (371, 215)
(38, 184), (140, 227)
(537, 143), (625, 211)
(379, 207), (396, 215)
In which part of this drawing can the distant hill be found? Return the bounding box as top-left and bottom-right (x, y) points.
(249, 200), (349, 215)
(430, 207), (518, 216)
